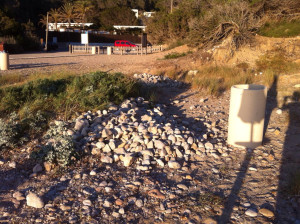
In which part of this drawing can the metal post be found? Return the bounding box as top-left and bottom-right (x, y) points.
(45, 12), (49, 51)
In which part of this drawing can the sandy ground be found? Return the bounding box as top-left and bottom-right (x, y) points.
(3, 45), (193, 77)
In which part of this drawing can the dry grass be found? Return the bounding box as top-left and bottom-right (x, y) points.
(256, 49), (300, 75)
(184, 66), (254, 96)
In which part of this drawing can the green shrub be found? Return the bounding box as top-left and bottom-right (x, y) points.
(164, 52), (187, 59)
(259, 20), (300, 38)
(0, 112), (26, 149)
(31, 123), (79, 167)
(0, 111), (48, 150)
(0, 71), (139, 119)
(184, 65), (254, 96)
(256, 50), (300, 74)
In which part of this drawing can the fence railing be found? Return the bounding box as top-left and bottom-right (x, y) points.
(69, 45), (164, 55)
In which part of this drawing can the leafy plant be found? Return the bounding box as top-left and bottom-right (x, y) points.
(0, 112), (26, 149)
(0, 71), (139, 119)
(31, 123), (79, 167)
(164, 52), (187, 59)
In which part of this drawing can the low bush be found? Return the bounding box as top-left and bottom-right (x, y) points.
(0, 72), (139, 149)
(0, 112), (26, 149)
(184, 66), (254, 96)
(256, 50), (300, 74)
(164, 52), (187, 59)
(31, 123), (79, 167)
(0, 71), (139, 119)
(259, 20), (300, 38)
(0, 111), (48, 150)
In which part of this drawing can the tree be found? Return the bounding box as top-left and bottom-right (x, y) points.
(49, 8), (60, 30)
(60, 3), (76, 27)
(0, 10), (20, 36)
(99, 6), (138, 29)
(74, 0), (93, 25)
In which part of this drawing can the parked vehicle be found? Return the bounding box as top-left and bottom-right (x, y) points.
(114, 40), (137, 47)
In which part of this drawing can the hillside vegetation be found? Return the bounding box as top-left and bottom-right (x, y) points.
(147, 0), (300, 48)
(1, 0), (299, 51)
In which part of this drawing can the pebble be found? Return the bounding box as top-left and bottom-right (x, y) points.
(245, 208), (258, 217)
(168, 160), (181, 169)
(119, 208), (125, 214)
(123, 153), (135, 166)
(259, 208), (274, 218)
(135, 199), (144, 208)
(83, 200), (92, 206)
(177, 184), (188, 191)
(148, 189), (166, 199)
(8, 161), (17, 168)
(26, 192), (44, 208)
(33, 164), (43, 173)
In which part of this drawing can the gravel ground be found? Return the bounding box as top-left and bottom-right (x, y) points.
(0, 48), (300, 224)
(0, 72), (299, 224)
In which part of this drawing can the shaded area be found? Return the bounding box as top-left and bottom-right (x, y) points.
(275, 91), (300, 223)
(220, 83), (271, 223)
(264, 76), (278, 136)
(10, 62), (76, 70)
(218, 149), (253, 223)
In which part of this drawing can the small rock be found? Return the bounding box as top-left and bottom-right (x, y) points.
(168, 160), (181, 169)
(26, 192), (44, 208)
(156, 159), (165, 167)
(43, 162), (53, 172)
(60, 205), (71, 211)
(119, 208), (125, 214)
(177, 184), (188, 191)
(83, 200), (92, 206)
(33, 164), (43, 173)
(123, 153), (135, 167)
(245, 208), (258, 217)
(205, 142), (214, 150)
(148, 189), (166, 199)
(101, 155), (113, 164)
(74, 119), (89, 131)
(8, 161), (16, 168)
(202, 218), (217, 224)
(276, 109), (282, 115)
(90, 170), (97, 176)
(13, 191), (25, 201)
(259, 208), (274, 218)
(115, 199), (123, 206)
(103, 200), (112, 208)
(135, 199), (143, 208)
(154, 140), (166, 149)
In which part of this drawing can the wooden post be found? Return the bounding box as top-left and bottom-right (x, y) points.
(69, 44), (72, 53)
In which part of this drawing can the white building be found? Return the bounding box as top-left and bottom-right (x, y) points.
(113, 25), (146, 32)
(48, 23), (93, 31)
(143, 12), (155, 17)
(132, 9), (139, 18)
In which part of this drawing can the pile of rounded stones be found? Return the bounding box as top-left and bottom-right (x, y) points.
(133, 73), (185, 88)
(59, 97), (228, 171)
